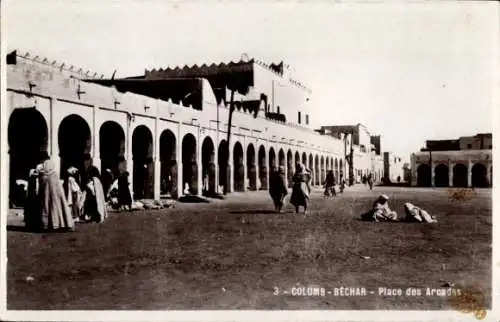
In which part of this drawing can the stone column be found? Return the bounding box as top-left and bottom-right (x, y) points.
(214, 141), (219, 194)
(49, 97), (61, 176)
(92, 106), (100, 170)
(487, 165), (492, 187)
(448, 161), (453, 187)
(467, 159), (472, 187)
(431, 164), (436, 187)
(176, 137), (183, 197)
(227, 162), (233, 193)
(242, 140), (247, 192)
(126, 120), (134, 200)
(196, 131), (202, 196)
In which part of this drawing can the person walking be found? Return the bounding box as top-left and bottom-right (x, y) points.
(34, 152), (75, 232)
(290, 163), (310, 215)
(269, 166), (288, 213)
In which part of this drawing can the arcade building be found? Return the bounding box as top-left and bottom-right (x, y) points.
(7, 50), (382, 204)
(410, 133), (492, 188)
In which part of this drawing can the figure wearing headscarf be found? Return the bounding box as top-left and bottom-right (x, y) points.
(35, 152), (75, 231)
(403, 203), (437, 223)
(82, 166), (107, 223)
(290, 163), (310, 214)
(64, 166), (84, 222)
(324, 170), (336, 197)
(269, 166), (288, 213)
(364, 194), (398, 221)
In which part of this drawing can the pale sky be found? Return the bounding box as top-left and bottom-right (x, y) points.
(4, 0), (497, 161)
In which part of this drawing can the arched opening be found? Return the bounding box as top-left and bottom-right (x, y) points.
(320, 156), (325, 185)
(269, 147), (277, 173)
(233, 142), (244, 192)
(160, 130), (177, 198)
(201, 136), (216, 196)
(182, 133), (198, 195)
(314, 155), (320, 186)
(287, 150), (294, 187)
(434, 164), (449, 187)
(339, 159), (344, 181)
(308, 154), (314, 185)
(258, 145), (267, 190)
(132, 125), (154, 199)
(301, 152), (307, 166)
(246, 144), (256, 190)
(334, 158), (339, 184)
(8, 108), (49, 207)
(218, 140), (230, 193)
(453, 163), (468, 187)
(471, 163), (488, 187)
(417, 164), (431, 187)
(278, 148), (285, 175)
(58, 114), (92, 185)
(100, 121), (125, 178)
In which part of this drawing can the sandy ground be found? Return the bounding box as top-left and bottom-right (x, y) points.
(6, 185), (492, 310)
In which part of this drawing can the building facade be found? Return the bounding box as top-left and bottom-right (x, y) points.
(383, 152), (404, 183)
(7, 50), (356, 203)
(318, 124), (384, 184)
(410, 134), (492, 187)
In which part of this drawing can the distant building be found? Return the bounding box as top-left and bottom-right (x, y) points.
(411, 133), (492, 187)
(318, 124), (384, 184)
(383, 152), (404, 183)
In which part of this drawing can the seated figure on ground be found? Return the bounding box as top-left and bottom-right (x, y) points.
(403, 202), (437, 223)
(361, 194), (398, 222)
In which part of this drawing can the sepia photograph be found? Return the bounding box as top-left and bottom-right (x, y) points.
(1, 0), (498, 321)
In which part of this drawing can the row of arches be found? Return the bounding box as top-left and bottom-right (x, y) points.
(416, 163), (491, 188)
(8, 108), (347, 202)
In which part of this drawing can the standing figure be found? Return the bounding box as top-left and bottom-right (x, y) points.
(118, 171), (133, 212)
(290, 163), (310, 214)
(324, 170), (336, 197)
(65, 167), (84, 223)
(24, 168), (42, 232)
(269, 166), (288, 213)
(339, 175), (345, 193)
(203, 171), (209, 195)
(82, 166), (107, 223)
(102, 168), (115, 201)
(368, 173), (373, 190)
(35, 152), (75, 232)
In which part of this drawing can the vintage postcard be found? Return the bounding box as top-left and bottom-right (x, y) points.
(0, 0), (498, 321)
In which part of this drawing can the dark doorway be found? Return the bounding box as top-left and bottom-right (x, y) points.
(453, 163), (468, 188)
(182, 133), (198, 195)
(258, 145), (267, 190)
(201, 137), (216, 195)
(417, 164), (431, 187)
(8, 108), (49, 207)
(471, 163), (488, 187)
(247, 144), (256, 190)
(58, 114), (92, 183)
(160, 130), (177, 198)
(434, 164), (449, 187)
(132, 125), (154, 199)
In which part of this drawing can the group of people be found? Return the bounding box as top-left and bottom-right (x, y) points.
(362, 194), (437, 223)
(23, 151), (134, 232)
(269, 163), (346, 215)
